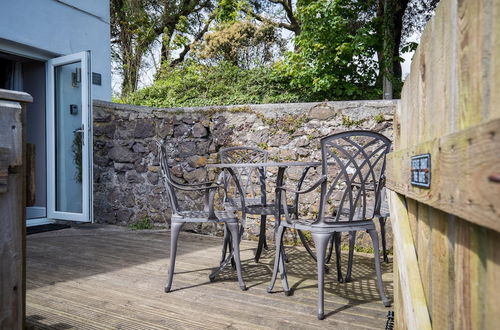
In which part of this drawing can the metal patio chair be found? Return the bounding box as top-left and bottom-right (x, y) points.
(219, 146), (270, 262)
(267, 131), (392, 319)
(218, 146), (300, 263)
(157, 142), (246, 292)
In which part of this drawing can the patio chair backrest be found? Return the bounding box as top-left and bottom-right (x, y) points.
(219, 146), (268, 207)
(156, 141), (181, 215)
(318, 131), (391, 224)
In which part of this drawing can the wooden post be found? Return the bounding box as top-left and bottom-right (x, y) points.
(0, 88), (33, 329)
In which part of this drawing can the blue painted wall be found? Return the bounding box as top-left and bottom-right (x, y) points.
(0, 0), (111, 100)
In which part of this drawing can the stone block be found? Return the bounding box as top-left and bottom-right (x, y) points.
(187, 155), (208, 168)
(308, 103), (337, 120)
(177, 141), (197, 157)
(147, 172), (159, 185)
(134, 160), (147, 173)
(126, 170), (145, 184)
(132, 142), (147, 153)
(183, 168), (207, 182)
(174, 123), (191, 138)
(94, 107), (112, 122)
(114, 162), (134, 172)
(156, 121), (173, 138)
(134, 119), (155, 138)
(109, 146), (139, 163)
(192, 123), (208, 138)
(268, 133), (290, 147)
(170, 165), (183, 177)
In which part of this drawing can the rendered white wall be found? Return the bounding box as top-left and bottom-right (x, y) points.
(0, 0), (111, 100)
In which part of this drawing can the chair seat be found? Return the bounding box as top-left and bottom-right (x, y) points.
(172, 210), (239, 223)
(282, 217), (376, 232)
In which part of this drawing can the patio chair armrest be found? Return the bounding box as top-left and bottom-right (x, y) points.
(276, 175), (327, 195)
(181, 181), (221, 187)
(169, 180), (221, 192)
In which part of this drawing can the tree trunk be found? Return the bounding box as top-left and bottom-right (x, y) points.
(378, 0), (410, 99)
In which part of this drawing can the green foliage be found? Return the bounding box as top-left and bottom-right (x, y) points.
(275, 0), (381, 101)
(120, 60), (303, 107)
(374, 113), (385, 123)
(71, 130), (83, 183)
(194, 20), (285, 68)
(128, 217), (154, 230)
(257, 142), (268, 150)
(341, 115), (366, 127)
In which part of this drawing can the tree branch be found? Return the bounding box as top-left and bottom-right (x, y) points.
(242, 7), (296, 32)
(169, 16), (214, 67)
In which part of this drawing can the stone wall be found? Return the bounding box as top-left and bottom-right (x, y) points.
(93, 100), (396, 250)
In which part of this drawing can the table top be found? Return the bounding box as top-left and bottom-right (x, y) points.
(206, 161), (321, 168)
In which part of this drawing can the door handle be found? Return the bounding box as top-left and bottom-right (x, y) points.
(73, 124), (85, 145)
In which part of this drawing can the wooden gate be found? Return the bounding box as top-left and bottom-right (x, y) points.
(386, 0), (500, 328)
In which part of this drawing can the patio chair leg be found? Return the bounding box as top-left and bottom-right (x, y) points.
(267, 225), (285, 294)
(227, 222), (247, 291)
(254, 215), (267, 263)
(221, 225), (230, 265)
(345, 231), (356, 282)
(379, 216), (389, 263)
(165, 221), (184, 293)
(367, 229), (391, 307)
(334, 232), (343, 283)
(312, 232), (331, 320)
(325, 234), (334, 264)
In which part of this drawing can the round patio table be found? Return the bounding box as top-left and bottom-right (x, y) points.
(207, 161), (321, 263)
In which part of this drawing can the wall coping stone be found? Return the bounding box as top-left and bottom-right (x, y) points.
(93, 99), (397, 120)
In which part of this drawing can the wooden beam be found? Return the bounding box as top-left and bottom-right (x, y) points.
(386, 118), (500, 233)
(388, 191), (432, 330)
(0, 147), (9, 194)
(0, 88), (33, 103)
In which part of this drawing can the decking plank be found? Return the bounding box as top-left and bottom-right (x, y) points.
(26, 226), (392, 329)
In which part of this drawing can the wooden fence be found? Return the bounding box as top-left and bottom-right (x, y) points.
(386, 0), (500, 329)
(0, 89), (32, 329)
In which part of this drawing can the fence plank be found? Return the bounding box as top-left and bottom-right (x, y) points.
(388, 191), (432, 330)
(388, 0), (500, 328)
(386, 118), (500, 233)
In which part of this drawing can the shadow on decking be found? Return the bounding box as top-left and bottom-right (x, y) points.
(26, 224), (224, 290)
(26, 225), (392, 329)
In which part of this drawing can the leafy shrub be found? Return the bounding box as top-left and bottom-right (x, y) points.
(128, 217), (154, 230)
(120, 60), (304, 107)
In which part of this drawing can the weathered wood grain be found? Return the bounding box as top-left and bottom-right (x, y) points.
(388, 192), (431, 330)
(0, 90), (30, 330)
(0, 147), (9, 194)
(0, 99), (23, 167)
(25, 228), (393, 329)
(0, 88), (33, 103)
(387, 118), (500, 233)
(388, 0), (500, 328)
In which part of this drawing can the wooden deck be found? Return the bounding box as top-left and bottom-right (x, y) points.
(26, 225), (393, 329)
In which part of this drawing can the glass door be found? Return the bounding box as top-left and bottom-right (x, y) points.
(46, 52), (91, 222)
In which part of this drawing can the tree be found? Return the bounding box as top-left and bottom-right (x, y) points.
(275, 0), (381, 100)
(110, 0), (157, 95)
(111, 0), (217, 96)
(243, 0), (301, 36)
(377, 0), (440, 98)
(193, 20), (286, 68)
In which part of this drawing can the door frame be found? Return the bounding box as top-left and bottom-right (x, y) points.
(46, 51), (92, 222)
